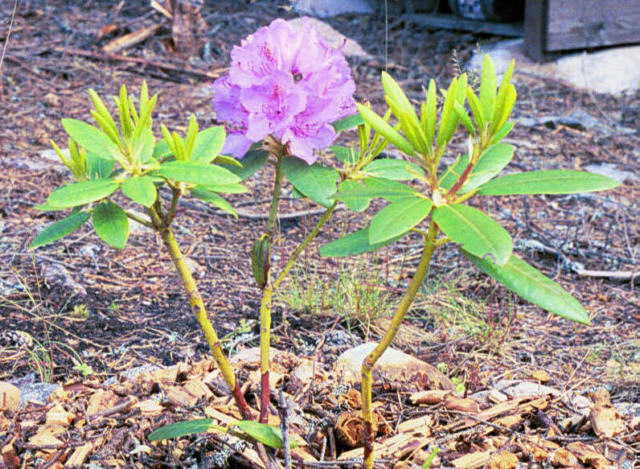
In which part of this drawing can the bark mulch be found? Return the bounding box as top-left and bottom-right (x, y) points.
(1, 1), (638, 468)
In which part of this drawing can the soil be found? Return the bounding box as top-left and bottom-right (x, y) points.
(1, 1), (638, 468)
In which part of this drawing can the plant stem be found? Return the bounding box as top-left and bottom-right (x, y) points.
(164, 185), (181, 225)
(361, 221), (439, 469)
(267, 157), (284, 234)
(272, 201), (337, 291)
(147, 206), (253, 420)
(259, 155), (284, 423)
(124, 210), (154, 228)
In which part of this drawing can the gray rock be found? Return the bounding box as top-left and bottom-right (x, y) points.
(334, 342), (452, 389)
(288, 17), (371, 59)
(293, 0), (374, 18)
(584, 163), (638, 184)
(495, 380), (560, 399)
(469, 39), (640, 96)
(18, 382), (62, 408)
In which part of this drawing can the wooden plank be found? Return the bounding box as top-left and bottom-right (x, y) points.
(406, 13), (523, 37)
(524, 0), (549, 61)
(546, 0), (640, 51)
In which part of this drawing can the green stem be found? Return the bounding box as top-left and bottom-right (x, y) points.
(259, 155), (284, 424)
(361, 221), (439, 469)
(267, 157), (284, 234)
(147, 206), (253, 420)
(164, 185), (181, 225)
(124, 210), (154, 228)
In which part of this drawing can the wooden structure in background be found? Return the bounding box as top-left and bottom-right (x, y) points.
(524, 0), (640, 60)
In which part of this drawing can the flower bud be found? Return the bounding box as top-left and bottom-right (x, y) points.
(251, 234), (271, 290)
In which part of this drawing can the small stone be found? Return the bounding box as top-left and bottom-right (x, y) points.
(44, 92), (60, 107)
(499, 381), (560, 399)
(334, 342), (452, 390)
(0, 382), (21, 412)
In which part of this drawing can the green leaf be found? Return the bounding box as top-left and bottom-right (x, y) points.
(197, 183), (248, 194)
(121, 176), (157, 207)
(356, 103), (416, 156)
(332, 113), (364, 133)
(331, 145), (358, 165)
(369, 197), (433, 244)
(158, 161), (241, 185)
(490, 121), (514, 144)
(47, 179), (120, 209)
(460, 143), (514, 194)
(479, 55), (497, 120)
(153, 140), (172, 159)
(319, 227), (403, 257)
(92, 201), (129, 249)
(192, 126), (226, 163)
(225, 150), (269, 181)
(214, 155), (243, 167)
(337, 180), (371, 212)
(282, 157), (339, 207)
(465, 252), (589, 324)
(364, 158), (423, 181)
(184, 115), (199, 159)
(30, 212), (90, 249)
(333, 178), (418, 207)
(433, 204), (512, 265)
(86, 153), (115, 179)
(466, 87), (485, 129)
(423, 79), (437, 145)
(148, 419), (214, 441)
(436, 77), (460, 148)
(235, 421), (298, 450)
(382, 71), (427, 153)
(191, 188), (237, 217)
(477, 170), (621, 195)
(133, 127), (154, 163)
(62, 119), (121, 161)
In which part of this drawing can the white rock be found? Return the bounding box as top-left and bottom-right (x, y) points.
(334, 342), (452, 389)
(293, 0), (374, 18)
(469, 39), (640, 96)
(584, 163), (638, 184)
(499, 381), (560, 399)
(288, 17), (371, 59)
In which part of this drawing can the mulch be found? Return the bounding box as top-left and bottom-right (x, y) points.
(1, 0), (638, 467)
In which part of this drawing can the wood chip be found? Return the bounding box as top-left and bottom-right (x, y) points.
(166, 386), (199, 408)
(103, 24), (162, 54)
(487, 450), (519, 469)
(410, 389), (449, 405)
(65, 440), (97, 468)
(444, 394), (480, 413)
(451, 450), (491, 469)
(590, 402), (626, 438)
(530, 369), (551, 382)
(550, 448), (581, 467)
(566, 442), (611, 469)
(86, 390), (119, 417)
(0, 382), (20, 412)
(45, 404), (75, 427)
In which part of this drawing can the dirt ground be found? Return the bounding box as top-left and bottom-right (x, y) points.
(1, 1), (638, 468)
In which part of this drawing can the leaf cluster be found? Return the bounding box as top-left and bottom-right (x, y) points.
(32, 83), (243, 250)
(320, 56), (620, 324)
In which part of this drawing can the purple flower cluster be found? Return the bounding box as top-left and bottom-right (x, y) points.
(212, 18), (356, 164)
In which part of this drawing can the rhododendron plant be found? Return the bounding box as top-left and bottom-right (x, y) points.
(320, 56), (620, 469)
(212, 17), (356, 163)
